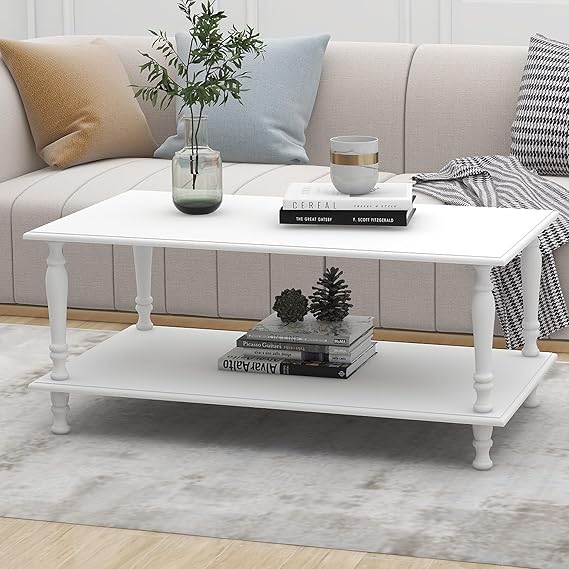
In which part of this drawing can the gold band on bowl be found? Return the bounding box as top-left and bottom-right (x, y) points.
(330, 152), (379, 166)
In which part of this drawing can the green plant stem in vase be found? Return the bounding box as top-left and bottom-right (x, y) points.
(172, 115), (222, 214)
(134, 0), (265, 214)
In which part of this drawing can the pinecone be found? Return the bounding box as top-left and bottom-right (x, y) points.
(273, 288), (309, 324)
(309, 267), (353, 321)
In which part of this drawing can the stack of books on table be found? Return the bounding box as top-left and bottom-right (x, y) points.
(279, 182), (416, 227)
(218, 313), (376, 379)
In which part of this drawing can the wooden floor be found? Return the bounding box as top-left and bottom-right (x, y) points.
(2, 315), (561, 568)
(0, 517), (524, 569)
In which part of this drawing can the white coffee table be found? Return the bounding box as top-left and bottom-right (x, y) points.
(24, 191), (559, 470)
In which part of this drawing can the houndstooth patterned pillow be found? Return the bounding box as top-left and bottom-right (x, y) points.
(511, 34), (569, 176)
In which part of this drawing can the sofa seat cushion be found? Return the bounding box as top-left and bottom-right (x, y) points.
(4, 157), (395, 320)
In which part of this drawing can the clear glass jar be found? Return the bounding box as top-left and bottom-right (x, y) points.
(172, 115), (222, 214)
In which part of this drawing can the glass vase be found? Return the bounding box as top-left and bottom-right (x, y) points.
(172, 115), (222, 214)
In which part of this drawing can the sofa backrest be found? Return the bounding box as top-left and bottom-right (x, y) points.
(105, 38), (530, 174)
(404, 44), (527, 173)
(0, 36), (530, 180)
(113, 38), (417, 174)
(305, 42), (416, 174)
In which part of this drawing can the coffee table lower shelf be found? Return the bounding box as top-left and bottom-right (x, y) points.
(30, 325), (555, 434)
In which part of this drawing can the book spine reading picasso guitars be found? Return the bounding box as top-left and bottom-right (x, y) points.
(236, 335), (368, 354)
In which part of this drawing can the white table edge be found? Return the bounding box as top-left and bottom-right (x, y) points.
(22, 220), (555, 266)
(23, 377), (520, 428)
(499, 210), (558, 263)
(498, 351), (557, 424)
(28, 327), (558, 429)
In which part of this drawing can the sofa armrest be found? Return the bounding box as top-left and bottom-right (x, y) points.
(0, 57), (45, 183)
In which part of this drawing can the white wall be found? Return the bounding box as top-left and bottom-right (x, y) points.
(2, 0), (569, 45)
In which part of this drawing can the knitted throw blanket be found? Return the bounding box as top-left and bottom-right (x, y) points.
(413, 155), (569, 349)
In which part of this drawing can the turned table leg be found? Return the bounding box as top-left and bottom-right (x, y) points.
(472, 266), (495, 414)
(51, 392), (70, 435)
(521, 238), (541, 357)
(46, 242), (70, 434)
(471, 266), (495, 469)
(133, 246), (154, 331)
(472, 425), (493, 470)
(521, 238), (542, 408)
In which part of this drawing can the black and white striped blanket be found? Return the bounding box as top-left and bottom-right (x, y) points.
(413, 155), (569, 349)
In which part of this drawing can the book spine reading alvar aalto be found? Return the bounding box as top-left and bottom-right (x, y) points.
(219, 355), (351, 379)
(218, 345), (376, 379)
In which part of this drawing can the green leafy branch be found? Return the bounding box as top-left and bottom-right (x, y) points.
(134, 0), (265, 166)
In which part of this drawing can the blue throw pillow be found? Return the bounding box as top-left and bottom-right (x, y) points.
(155, 33), (330, 164)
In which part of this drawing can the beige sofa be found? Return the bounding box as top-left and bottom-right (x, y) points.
(1, 36), (568, 340)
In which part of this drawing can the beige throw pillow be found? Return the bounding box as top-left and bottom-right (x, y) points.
(0, 38), (156, 168)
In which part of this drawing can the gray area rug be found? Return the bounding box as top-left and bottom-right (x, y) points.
(1, 324), (568, 568)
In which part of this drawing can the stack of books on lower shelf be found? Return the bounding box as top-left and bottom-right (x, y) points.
(218, 313), (376, 379)
(279, 182), (416, 227)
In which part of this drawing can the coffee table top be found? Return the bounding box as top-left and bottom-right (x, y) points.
(24, 191), (558, 266)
